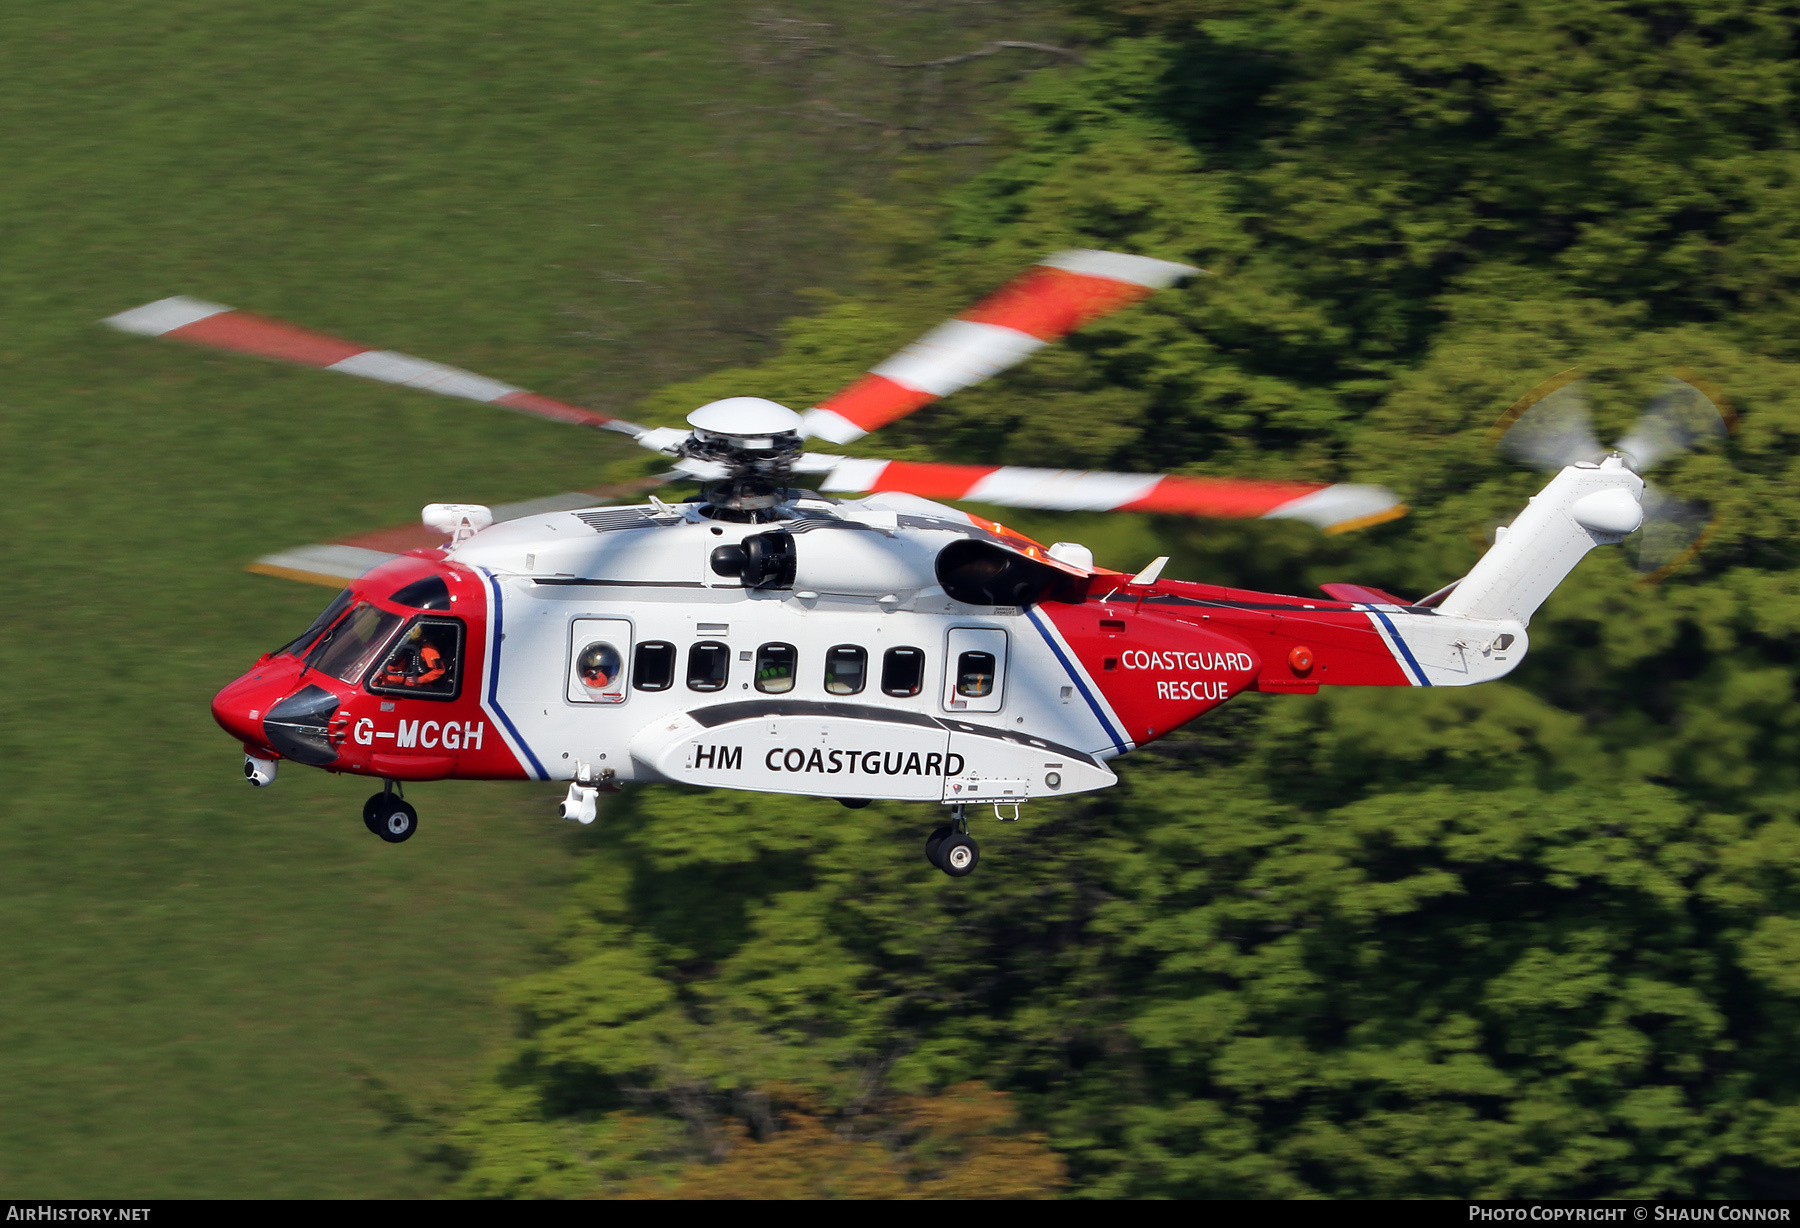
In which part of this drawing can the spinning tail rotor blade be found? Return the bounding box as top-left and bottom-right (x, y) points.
(799, 455), (1405, 533)
(1490, 370), (1605, 470)
(1490, 368), (1735, 583)
(799, 250), (1200, 446)
(104, 296), (648, 438)
(1613, 373), (1734, 472)
(1634, 487), (1719, 583)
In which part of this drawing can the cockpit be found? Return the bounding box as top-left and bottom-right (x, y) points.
(279, 576), (464, 700)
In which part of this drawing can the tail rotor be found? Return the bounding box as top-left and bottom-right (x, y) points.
(1491, 369), (1734, 582)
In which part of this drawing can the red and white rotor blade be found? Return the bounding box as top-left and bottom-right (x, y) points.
(799, 250), (1200, 446)
(807, 457), (1406, 533)
(247, 475), (677, 587)
(104, 296), (646, 438)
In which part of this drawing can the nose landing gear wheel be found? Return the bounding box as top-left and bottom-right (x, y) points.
(374, 800), (418, 843)
(937, 833), (979, 877)
(364, 782), (416, 842)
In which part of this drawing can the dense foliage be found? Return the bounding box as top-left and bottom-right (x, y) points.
(444, 1), (1800, 1197)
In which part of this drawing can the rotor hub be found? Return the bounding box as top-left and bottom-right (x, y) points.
(686, 397), (804, 448)
(681, 398), (805, 518)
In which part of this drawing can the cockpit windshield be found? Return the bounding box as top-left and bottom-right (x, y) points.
(304, 601), (406, 683)
(279, 588), (356, 658)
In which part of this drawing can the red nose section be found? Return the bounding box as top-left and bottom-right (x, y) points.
(211, 657), (301, 754)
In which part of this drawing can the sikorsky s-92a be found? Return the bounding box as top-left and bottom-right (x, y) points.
(106, 251), (1694, 876)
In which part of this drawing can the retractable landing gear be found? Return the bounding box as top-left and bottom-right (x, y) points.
(925, 805), (979, 877)
(363, 781), (418, 844)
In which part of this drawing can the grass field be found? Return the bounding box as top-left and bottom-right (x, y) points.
(0, 0), (871, 1196)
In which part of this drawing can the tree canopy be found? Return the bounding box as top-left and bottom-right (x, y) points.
(441, 1), (1800, 1197)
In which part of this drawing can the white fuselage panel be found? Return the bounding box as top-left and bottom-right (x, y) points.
(453, 501), (1122, 798)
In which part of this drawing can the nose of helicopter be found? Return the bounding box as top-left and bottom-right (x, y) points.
(211, 658), (300, 752)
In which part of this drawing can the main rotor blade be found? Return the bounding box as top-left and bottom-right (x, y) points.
(799, 250), (1200, 446)
(1490, 370), (1605, 470)
(1613, 374), (1734, 472)
(800, 456), (1405, 533)
(248, 475), (679, 586)
(105, 296), (648, 438)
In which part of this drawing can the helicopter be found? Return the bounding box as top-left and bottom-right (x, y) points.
(106, 250), (1664, 876)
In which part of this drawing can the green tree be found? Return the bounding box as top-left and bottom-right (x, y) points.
(446, 1), (1800, 1197)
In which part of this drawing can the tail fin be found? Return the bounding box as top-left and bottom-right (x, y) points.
(1436, 457), (1643, 625)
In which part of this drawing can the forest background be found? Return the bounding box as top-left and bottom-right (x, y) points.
(8, 0), (1800, 1202)
(444, 0), (1800, 1199)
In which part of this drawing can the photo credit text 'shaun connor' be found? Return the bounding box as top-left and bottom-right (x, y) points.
(1470, 1210), (1792, 1222)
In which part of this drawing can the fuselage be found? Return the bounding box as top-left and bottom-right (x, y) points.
(213, 492), (1526, 805)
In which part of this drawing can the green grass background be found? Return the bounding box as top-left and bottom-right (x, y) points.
(0, 0), (861, 1196)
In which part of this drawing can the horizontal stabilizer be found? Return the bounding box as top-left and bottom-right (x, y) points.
(1319, 582), (1413, 606)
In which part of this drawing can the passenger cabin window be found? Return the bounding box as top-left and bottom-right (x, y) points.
(943, 628), (1006, 713)
(307, 602), (405, 684)
(824, 646), (867, 695)
(755, 643), (797, 694)
(369, 618), (464, 700)
(687, 641), (730, 692)
(566, 618), (632, 705)
(571, 641), (624, 703)
(633, 642), (676, 691)
(881, 646), (925, 697)
(955, 651), (996, 698)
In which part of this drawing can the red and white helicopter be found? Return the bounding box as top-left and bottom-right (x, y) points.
(107, 251), (1659, 875)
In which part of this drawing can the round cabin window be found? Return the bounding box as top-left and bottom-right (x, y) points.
(577, 642), (623, 696)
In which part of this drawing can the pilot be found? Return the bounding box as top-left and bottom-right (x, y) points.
(380, 632), (449, 689)
(414, 641), (447, 687)
(378, 647), (417, 689)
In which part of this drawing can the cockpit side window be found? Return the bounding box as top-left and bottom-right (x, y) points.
(306, 602), (406, 684)
(280, 588), (355, 658)
(368, 618), (464, 700)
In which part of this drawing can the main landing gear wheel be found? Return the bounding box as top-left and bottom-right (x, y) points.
(925, 824), (955, 868)
(937, 833), (979, 877)
(362, 793), (385, 835)
(926, 813), (980, 877)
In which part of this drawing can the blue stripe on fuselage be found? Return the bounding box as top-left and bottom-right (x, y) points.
(481, 568), (548, 779)
(1369, 607), (1431, 687)
(1025, 605), (1130, 752)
